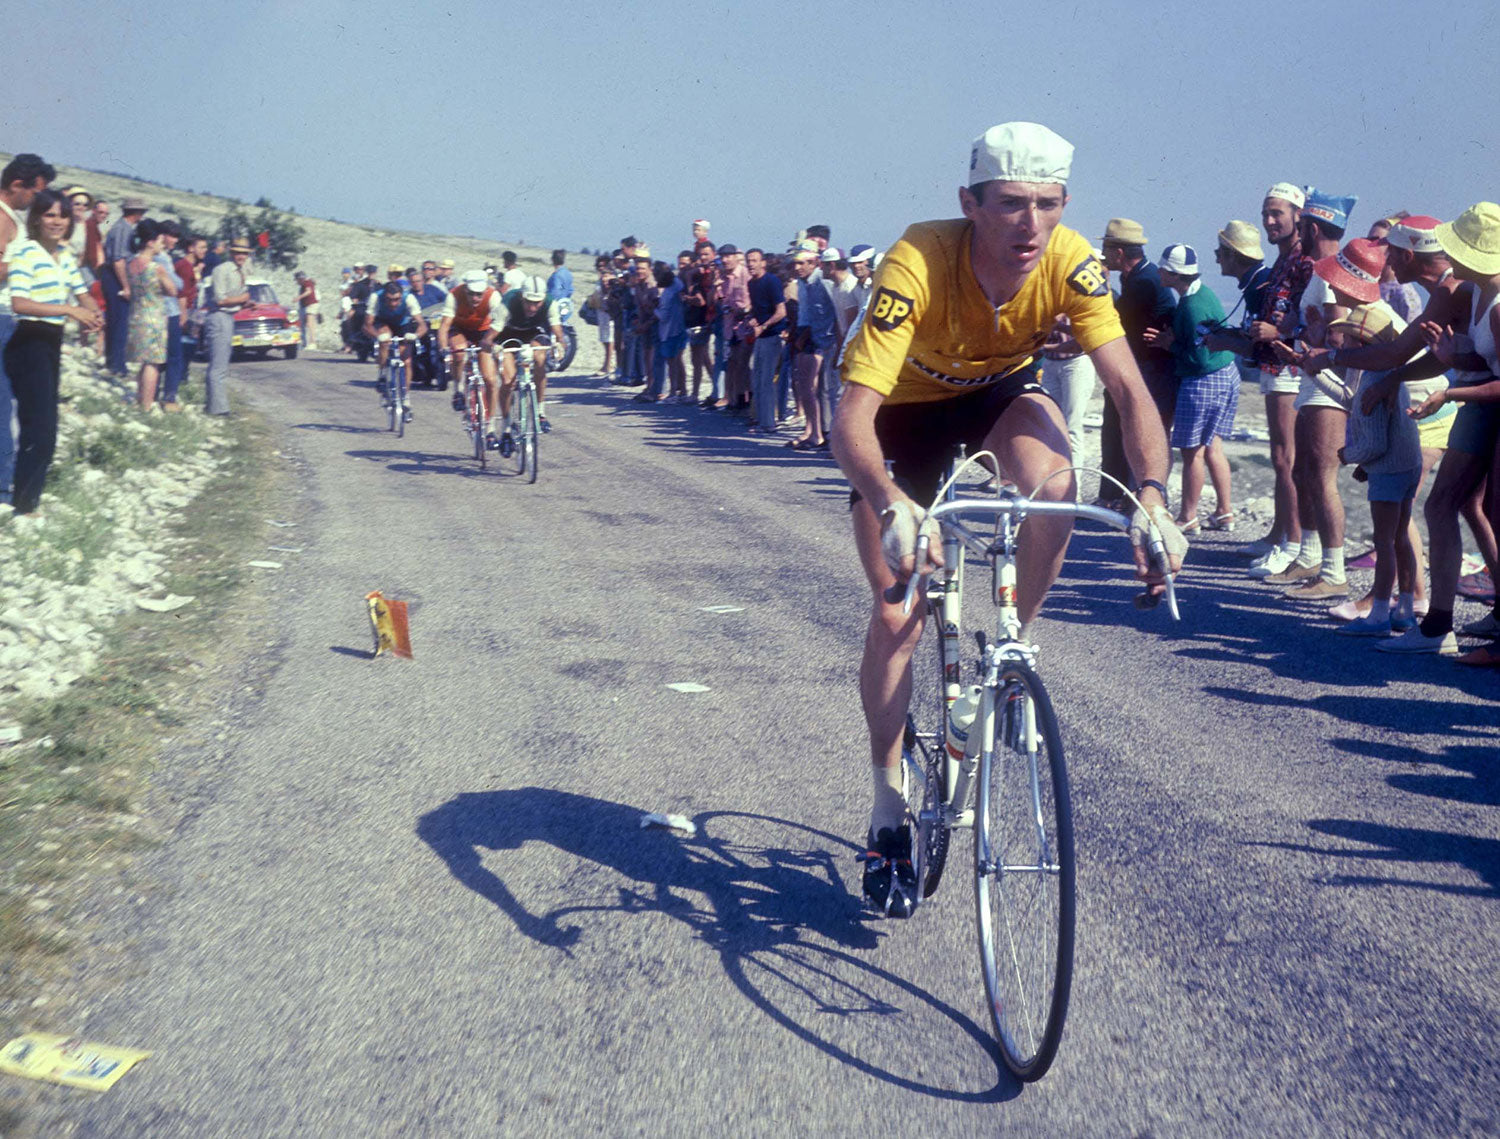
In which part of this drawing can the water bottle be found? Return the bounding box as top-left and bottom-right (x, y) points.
(944, 685), (982, 762)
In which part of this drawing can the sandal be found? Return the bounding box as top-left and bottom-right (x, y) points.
(1204, 512), (1235, 532)
(1177, 516), (1202, 535)
(786, 438), (815, 450)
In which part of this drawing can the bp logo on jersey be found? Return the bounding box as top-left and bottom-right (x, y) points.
(1067, 257), (1108, 297)
(870, 287), (915, 332)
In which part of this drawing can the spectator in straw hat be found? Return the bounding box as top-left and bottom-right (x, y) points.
(1143, 243), (1239, 533)
(204, 239), (254, 415)
(1203, 220), (1271, 392)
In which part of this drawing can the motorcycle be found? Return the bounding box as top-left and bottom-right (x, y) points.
(547, 296), (579, 373)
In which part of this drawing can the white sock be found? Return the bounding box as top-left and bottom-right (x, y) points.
(485, 417), (497, 434)
(1296, 534), (1322, 567)
(537, 399), (547, 416)
(1323, 546), (1346, 583)
(870, 764), (906, 835)
(1368, 597), (1391, 622)
(1278, 539), (1298, 557)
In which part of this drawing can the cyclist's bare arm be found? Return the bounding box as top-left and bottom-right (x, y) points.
(437, 316), (452, 351)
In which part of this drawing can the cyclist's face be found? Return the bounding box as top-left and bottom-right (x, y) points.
(523, 299), (543, 315)
(960, 180), (1067, 277)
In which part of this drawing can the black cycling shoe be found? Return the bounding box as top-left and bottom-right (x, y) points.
(499, 431), (515, 458)
(859, 825), (918, 918)
(452, 390), (465, 412)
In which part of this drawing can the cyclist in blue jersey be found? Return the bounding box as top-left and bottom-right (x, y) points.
(363, 280), (429, 412)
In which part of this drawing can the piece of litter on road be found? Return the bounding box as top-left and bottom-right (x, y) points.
(246, 560), (283, 569)
(699, 605), (745, 614)
(0, 726), (22, 745)
(0, 1033), (150, 1091)
(665, 682), (711, 693)
(640, 812), (697, 836)
(265, 520), (295, 528)
(135, 594), (195, 613)
(266, 546), (304, 554)
(366, 591), (413, 659)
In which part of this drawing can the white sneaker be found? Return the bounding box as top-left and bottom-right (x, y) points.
(1247, 547), (1295, 578)
(1239, 538), (1277, 559)
(1373, 627), (1459, 655)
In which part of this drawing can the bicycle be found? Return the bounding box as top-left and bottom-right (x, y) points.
(496, 337), (547, 484)
(447, 344), (490, 470)
(378, 332), (417, 436)
(889, 451), (1178, 1082)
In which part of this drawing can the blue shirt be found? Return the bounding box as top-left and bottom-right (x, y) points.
(412, 282), (447, 308)
(796, 276), (837, 350)
(748, 272), (785, 335)
(547, 266), (573, 300)
(655, 279), (685, 342)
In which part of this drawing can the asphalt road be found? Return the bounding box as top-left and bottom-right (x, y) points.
(35, 344), (1500, 1137)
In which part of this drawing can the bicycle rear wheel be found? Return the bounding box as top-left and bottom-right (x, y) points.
(973, 662), (1074, 1081)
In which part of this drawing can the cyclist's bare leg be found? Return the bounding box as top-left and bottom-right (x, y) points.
(478, 347), (500, 426)
(498, 348), (517, 422)
(448, 333), (469, 392)
(852, 498), (928, 832)
(376, 333), (391, 373)
(532, 348), (549, 405)
(986, 392), (1076, 626)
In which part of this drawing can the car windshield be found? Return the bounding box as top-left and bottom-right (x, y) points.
(248, 283), (279, 306)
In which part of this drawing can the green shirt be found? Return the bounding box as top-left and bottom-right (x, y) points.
(1171, 281), (1236, 378)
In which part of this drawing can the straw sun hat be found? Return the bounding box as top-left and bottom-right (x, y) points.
(1217, 219), (1264, 261)
(1436, 202), (1500, 274)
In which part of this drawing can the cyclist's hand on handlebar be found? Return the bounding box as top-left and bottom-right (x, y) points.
(1128, 503), (1187, 594)
(880, 500), (943, 581)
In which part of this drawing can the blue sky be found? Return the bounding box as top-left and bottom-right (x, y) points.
(10, 0), (1500, 302)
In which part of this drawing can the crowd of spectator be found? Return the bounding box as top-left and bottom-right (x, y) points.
(573, 194), (1499, 666)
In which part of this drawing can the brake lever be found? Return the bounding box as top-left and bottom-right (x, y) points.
(1133, 523), (1181, 620)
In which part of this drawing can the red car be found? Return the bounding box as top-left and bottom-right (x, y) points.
(185, 279), (301, 360)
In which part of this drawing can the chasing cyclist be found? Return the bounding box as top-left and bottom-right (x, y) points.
(363, 279), (428, 422)
(494, 274), (565, 449)
(829, 121), (1186, 917)
(438, 268), (506, 449)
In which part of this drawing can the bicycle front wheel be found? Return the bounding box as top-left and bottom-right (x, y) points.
(471, 393), (486, 469)
(522, 392), (539, 484)
(394, 364), (406, 438)
(973, 662), (1074, 1081)
(512, 388), (532, 475)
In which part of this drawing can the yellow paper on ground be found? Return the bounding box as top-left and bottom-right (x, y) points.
(365, 591), (413, 659)
(0, 1033), (150, 1091)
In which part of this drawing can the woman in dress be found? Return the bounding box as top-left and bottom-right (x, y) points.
(3, 189), (102, 514)
(124, 218), (178, 408)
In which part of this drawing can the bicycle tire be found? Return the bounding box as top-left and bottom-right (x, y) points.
(471, 388), (486, 470)
(523, 389), (539, 484)
(973, 661), (1074, 1081)
(394, 362), (406, 438)
(512, 388), (531, 475)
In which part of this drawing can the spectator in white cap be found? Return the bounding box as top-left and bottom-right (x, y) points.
(1211, 181), (1314, 577)
(1142, 243), (1239, 534)
(847, 244), (876, 303)
(692, 219), (710, 245)
(827, 119), (1179, 916)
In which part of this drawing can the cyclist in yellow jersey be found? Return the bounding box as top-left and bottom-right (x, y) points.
(830, 121), (1186, 916)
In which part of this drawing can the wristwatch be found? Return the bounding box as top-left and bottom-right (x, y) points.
(1138, 478), (1169, 505)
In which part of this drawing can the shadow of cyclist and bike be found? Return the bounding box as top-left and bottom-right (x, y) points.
(416, 787), (1016, 1102)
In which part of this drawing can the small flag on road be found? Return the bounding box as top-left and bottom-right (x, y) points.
(0, 1033), (150, 1091)
(366, 591), (413, 659)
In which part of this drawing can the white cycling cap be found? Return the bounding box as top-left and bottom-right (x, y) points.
(969, 121), (1073, 187)
(461, 269), (488, 291)
(521, 275), (548, 301)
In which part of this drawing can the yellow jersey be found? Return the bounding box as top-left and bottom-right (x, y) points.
(841, 219), (1124, 406)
